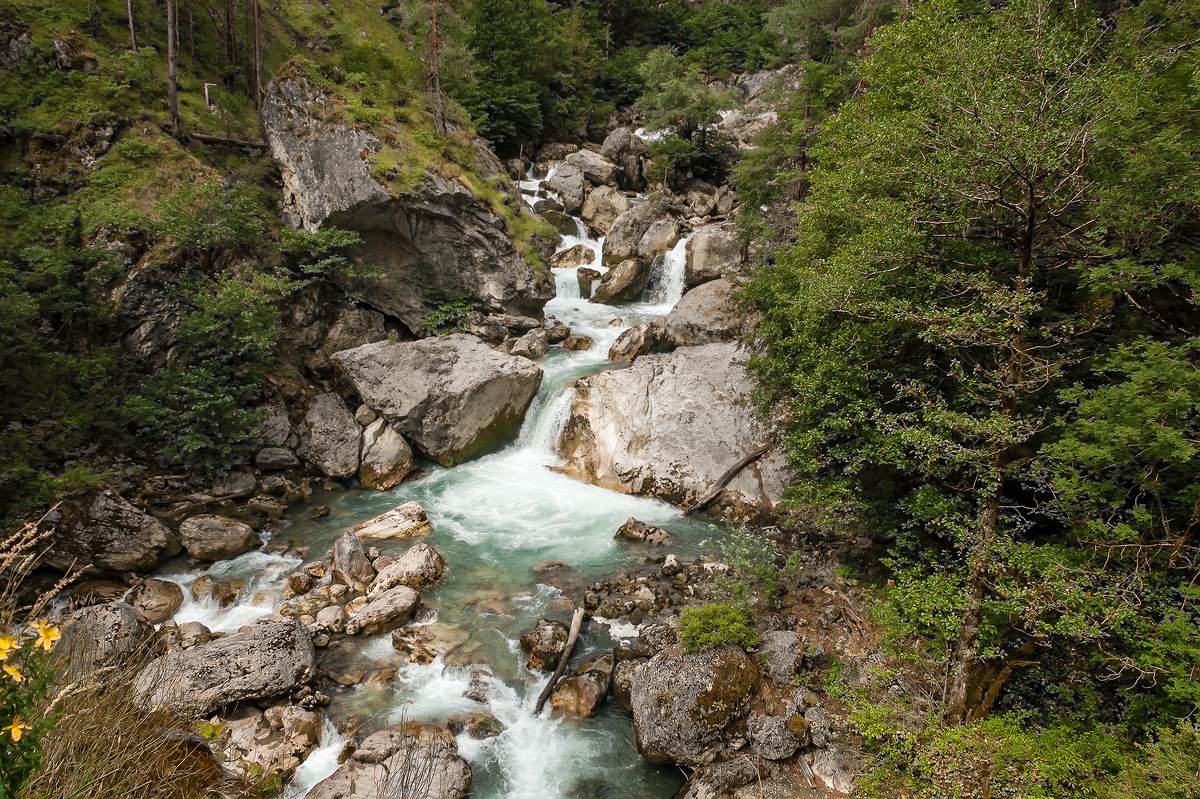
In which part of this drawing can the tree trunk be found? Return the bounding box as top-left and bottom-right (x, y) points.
(126, 0), (138, 50)
(251, 0), (261, 108)
(429, 4), (446, 134)
(166, 0), (181, 137)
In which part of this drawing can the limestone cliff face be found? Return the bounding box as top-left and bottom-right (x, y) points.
(260, 68), (554, 334)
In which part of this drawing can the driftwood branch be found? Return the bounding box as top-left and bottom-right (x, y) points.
(684, 444), (771, 516)
(535, 607), (585, 715)
(184, 131), (268, 150)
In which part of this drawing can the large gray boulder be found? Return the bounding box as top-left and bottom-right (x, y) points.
(630, 643), (759, 768)
(262, 69), (554, 334)
(564, 148), (618, 186)
(297, 393), (362, 480)
(178, 515), (259, 562)
(591, 259), (650, 305)
(359, 419), (414, 491)
(557, 343), (791, 520)
(685, 223), (742, 287)
(664, 278), (746, 346)
(44, 489), (175, 573)
(603, 201), (661, 265)
(581, 185), (632, 236)
(600, 128), (649, 191)
(132, 617), (315, 715)
(333, 335), (543, 466)
(307, 722), (471, 799)
(546, 161), (585, 214)
(58, 601), (156, 679)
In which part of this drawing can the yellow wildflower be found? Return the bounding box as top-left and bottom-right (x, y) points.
(33, 619), (60, 652)
(0, 634), (16, 662)
(3, 664), (23, 683)
(3, 716), (30, 742)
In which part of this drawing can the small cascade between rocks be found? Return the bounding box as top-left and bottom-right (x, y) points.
(156, 164), (722, 799)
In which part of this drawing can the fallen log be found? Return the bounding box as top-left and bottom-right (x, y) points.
(684, 443), (770, 516)
(185, 131), (269, 150)
(534, 607), (585, 715)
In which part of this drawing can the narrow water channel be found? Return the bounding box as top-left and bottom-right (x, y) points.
(155, 168), (725, 799)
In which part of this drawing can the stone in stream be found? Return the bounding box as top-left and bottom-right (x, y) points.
(540, 208), (578, 236)
(546, 161), (585, 213)
(332, 530), (376, 593)
(551, 244), (597, 270)
(563, 334), (594, 352)
(132, 616), (316, 715)
(42, 488), (176, 573)
(603, 200), (662, 265)
(577, 267), (601, 298)
(637, 219), (680, 260)
(607, 319), (667, 364)
(591, 258), (650, 304)
(296, 392), (362, 480)
(545, 320), (571, 343)
(519, 617), (569, 671)
(351, 500), (434, 542)
(581, 185), (632, 235)
(509, 328), (549, 360)
(178, 515), (259, 562)
(307, 721), (472, 799)
(664, 278), (748, 347)
(344, 585), (421, 635)
(218, 702), (322, 783)
(557, 343), (792, 521)
(565, 148), (618, 186)
(332, 335), (543, 466)
(550, 651), (614, 718)
(685, 222), (741, 287)
(630, 643), (759, 768)
(613, 518), (673, 547)
(369, 541), (448, 594)
(124, 577), (184, 625)
(392, 622), (470, 665)
(358, 418), (414, 491)
(446, 711), (506, 740)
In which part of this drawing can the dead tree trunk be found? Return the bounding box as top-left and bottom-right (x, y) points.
(166, 0), (181, 136)
(251, 0), (261, 108)
(535, 608), (585, 714)
(126, 0), (138, 50)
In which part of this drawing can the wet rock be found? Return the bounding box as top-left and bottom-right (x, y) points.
(211, 468), (257, 499)
(664, 278), (745, 348)
(550, 652), (614, 718)
(220, 703), (322, 782)
(607, 318), (666, 364)
(359, 419), (414, 491)
(637, 219), (680, 260)
(391, 622), (470, 665)
(125, 578), (184, 625)
(463, 668), (491, 704)
(133, 617), (315, 715)
(178, 515), (258, 562)
(562, 334), (594, 352)
(550, 244), (597, 270)
(603, 200), (661, 265)
(369, 541), (448, 594)
(547, 161), (585, 213)
(333, 335), (543, 466)
(591, 259), (649, 304)
(446, 711), (505, 740)
(519, 618), (569, 671)
(58, 601), (156, 679)
(284, 571), (313, 599)
(540, 208), (578, 236)
(256, 446), (301, 471)
(577, 267), (601, 298)
(209, 579), (245, 608)
(351, 500), (433, 541)
(614, 518), (672, 547)
(685, 223), (741, 287)
(316, 605), (348, 633)
(308, 722), (471, 799)
(600, 128), (648, 191)
(179, 621), (213, 649)
(558, 343), (791, 521)
(509, 328), (549, 360)
(565, 149), (618, 186)
(310, 505), (331, 520)
(345, 585), (421, 635)
(332, 531), (376, 593)
(581, 185), (632, 235)
(297, 393), (363, 480)
(630, 643), (759, 767)
(44, 489), (175, 573)
(545, 320), (570, 343)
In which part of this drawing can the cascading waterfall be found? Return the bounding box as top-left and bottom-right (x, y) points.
(156, 163), (718, 799)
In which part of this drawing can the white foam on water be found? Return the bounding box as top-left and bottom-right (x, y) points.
(159, 550), (303, 633)
(285, 717), (348, 798)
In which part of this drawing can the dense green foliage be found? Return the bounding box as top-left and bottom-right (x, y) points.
(748, 0), (1200, 788)
(0, 624), (58, 798)
(680, 602), (758, 654)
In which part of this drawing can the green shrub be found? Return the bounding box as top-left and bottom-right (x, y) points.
(680, 602), (757, 653)
(419, 291), (475, 335)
